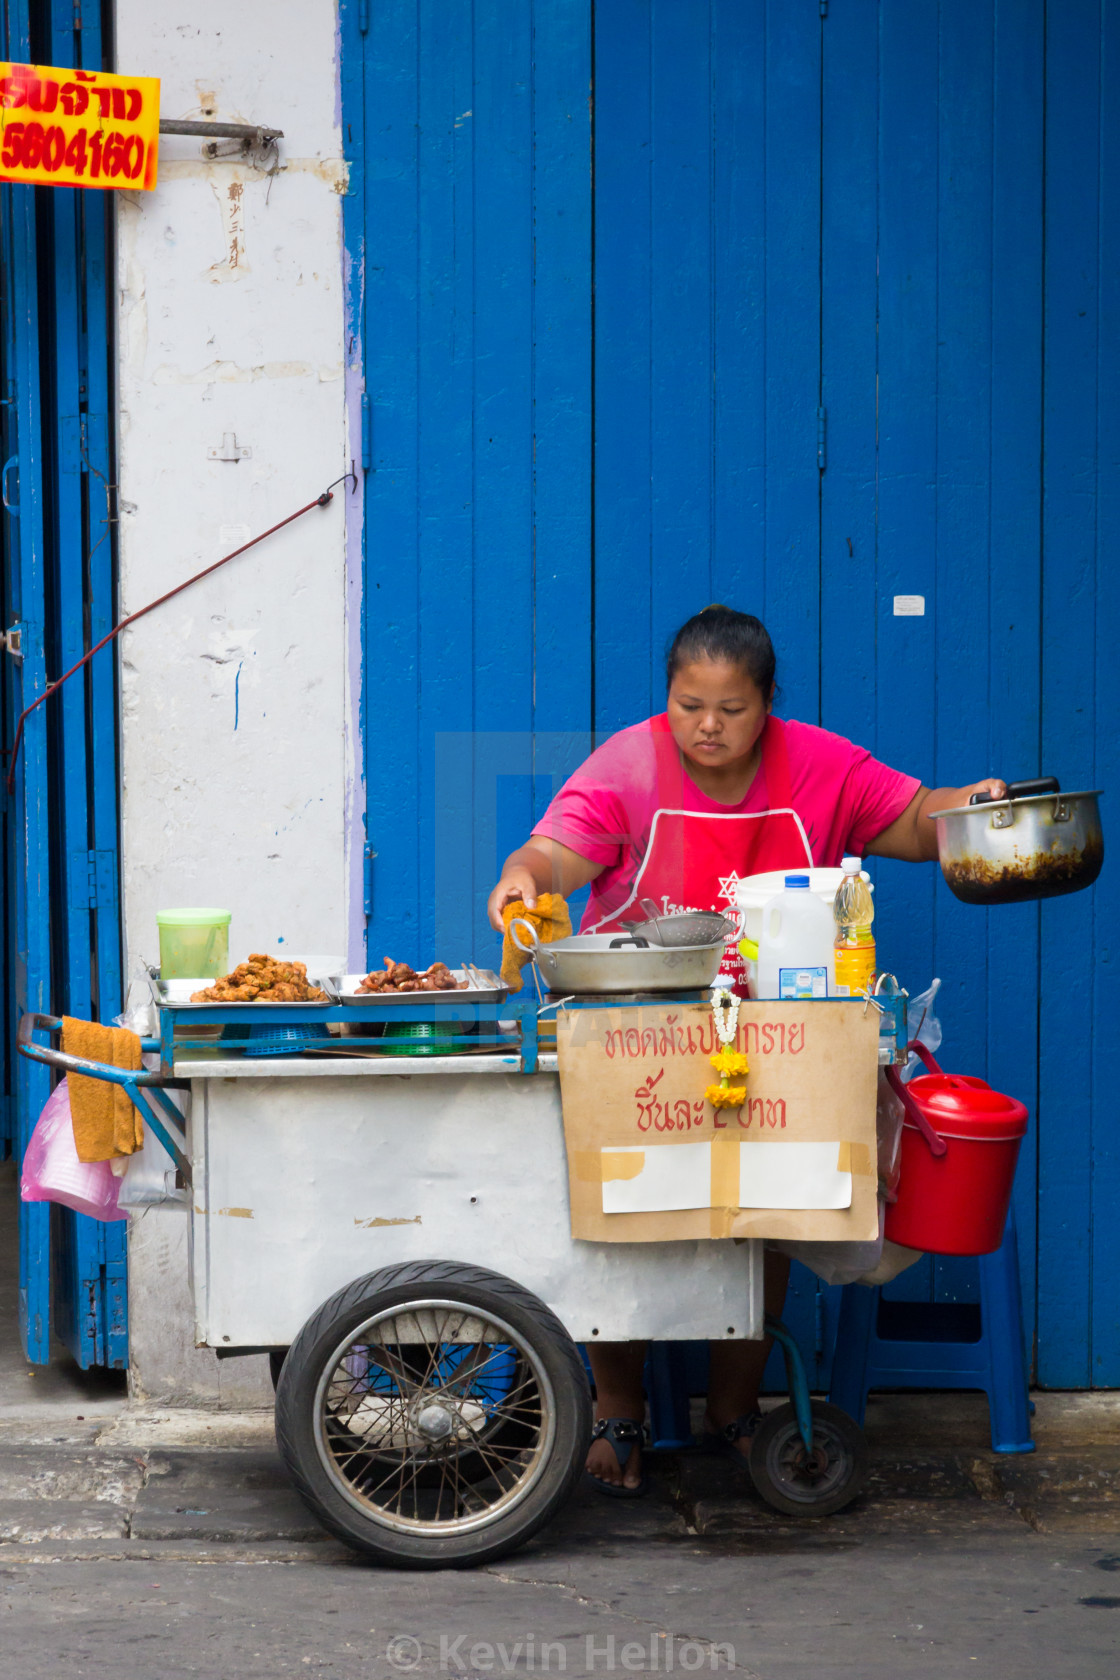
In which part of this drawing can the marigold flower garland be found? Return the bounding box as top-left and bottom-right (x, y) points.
(705, 986), (748, 1109)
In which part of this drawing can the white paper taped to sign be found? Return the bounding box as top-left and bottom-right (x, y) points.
(600, 1142), (711, 1213)
(893, 594), (926, 616)
(738, 1141), (853, 1209)
(599, 1142), (853, 1215)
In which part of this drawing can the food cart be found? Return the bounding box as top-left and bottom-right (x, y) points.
(18, 978), (908, 1569)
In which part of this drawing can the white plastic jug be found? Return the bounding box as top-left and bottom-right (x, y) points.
(756, 875), (837, 1000)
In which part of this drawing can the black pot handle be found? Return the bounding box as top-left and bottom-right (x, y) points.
(969, 776), (1060, 806)
(609, 935), (650, 950)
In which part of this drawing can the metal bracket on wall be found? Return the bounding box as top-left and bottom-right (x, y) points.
(208, 432), (251, 463)
(158, 120), (284, 169)
(0, 626), (22, 663)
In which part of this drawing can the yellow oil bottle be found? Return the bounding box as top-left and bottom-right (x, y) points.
(833, 857), (876, 996)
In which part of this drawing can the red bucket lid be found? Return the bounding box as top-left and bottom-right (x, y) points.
(906, 1073), (1029, 1141)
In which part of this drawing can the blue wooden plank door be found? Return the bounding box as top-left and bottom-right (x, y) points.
(1038, 1), (1120, 1388)
(39, 0), (128, 1371)
(0, 0), (127, 1369)
(594, 0), (823, 736)
(821, 1), (1118, 1387)
(348, 2), (1118, 1388)
(0, 0), (53, 1360)
(350, 0), (593, 962)
(817, 0), (1049, 1375)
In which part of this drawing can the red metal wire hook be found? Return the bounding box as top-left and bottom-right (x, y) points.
(4, 478), (345, 793)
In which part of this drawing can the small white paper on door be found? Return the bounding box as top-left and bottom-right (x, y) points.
(739, 1141), (852, 1209)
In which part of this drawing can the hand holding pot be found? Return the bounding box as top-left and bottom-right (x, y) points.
(961, 777), (1008, 804)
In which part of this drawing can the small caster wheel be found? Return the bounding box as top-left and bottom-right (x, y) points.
(748, 1400), (868, 1517)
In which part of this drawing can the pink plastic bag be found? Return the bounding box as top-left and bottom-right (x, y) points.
(20, 1078), (127, 1222)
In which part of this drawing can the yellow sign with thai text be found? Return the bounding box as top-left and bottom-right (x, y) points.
(0, 62), (159, 191)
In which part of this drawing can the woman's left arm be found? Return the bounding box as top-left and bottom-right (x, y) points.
(865, 778), (1007, 863)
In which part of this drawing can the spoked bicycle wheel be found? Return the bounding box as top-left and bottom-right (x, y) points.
(274, 1260), (590, 1568)
(748, 1400), (869, 1518)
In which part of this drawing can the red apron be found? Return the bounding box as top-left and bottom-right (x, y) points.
(588, 715), (813, 990)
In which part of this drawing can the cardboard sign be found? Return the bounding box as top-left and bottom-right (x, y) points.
(556, 999), (881, 1243)
(0, 63), (159, 192)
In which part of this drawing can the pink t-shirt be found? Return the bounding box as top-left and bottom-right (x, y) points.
(533, 716), (921, 930)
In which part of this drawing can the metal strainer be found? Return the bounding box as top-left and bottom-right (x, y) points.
(621, 897), (739, 948)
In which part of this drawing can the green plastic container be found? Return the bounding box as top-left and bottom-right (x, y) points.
(377, 1021), (460, 1057)
(157, 908), (231, 980)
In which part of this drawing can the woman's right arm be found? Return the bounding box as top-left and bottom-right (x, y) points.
(487, 836), (604, 930)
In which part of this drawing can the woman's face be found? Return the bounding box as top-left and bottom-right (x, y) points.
(667, 658), (772, 771)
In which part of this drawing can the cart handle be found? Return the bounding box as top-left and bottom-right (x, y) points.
(17, 1012), (188, 1089)
(17, 1013), (193, 1185)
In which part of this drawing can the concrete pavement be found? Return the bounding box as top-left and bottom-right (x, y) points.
(0, 1390), (1115, 1553)
(0, 1393), (1116, 1677)
(0, 1477), (1116, 1679)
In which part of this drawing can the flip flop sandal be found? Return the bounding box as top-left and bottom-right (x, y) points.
(700, 1410), (763, 1475)
(585, 1417), (649, 1499)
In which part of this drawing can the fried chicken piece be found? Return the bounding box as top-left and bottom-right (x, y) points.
(353, 957), (467, 994)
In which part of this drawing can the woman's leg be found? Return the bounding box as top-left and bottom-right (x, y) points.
(703, 1249), (791, 1456)
(585, 1340), (648, 1488)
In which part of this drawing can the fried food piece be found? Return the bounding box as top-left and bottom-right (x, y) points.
(190, 954), (325, 1004)
(354, 958), (468, 995)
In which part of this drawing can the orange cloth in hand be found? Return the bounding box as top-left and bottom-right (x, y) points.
(501, 894), (573, 992)
(61, 1017), (144, 1162)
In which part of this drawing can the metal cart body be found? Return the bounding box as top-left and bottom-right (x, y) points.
(185, 1055), (764, 1350)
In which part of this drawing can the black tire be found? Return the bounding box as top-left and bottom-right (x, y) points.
(274, 1260), (590, 1569)
(748, 1400), (869, 1517)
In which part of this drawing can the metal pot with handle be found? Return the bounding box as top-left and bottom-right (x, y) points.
(929, 777), (1104, 905)
(508, 918), (727, 994)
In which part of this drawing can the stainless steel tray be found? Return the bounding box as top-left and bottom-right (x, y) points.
(157, 976), (338, 1008)
(337, 968), (508, 1006)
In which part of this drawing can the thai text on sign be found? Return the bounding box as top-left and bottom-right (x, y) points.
(597, 1010), (804, 1134)
(0, 63), (159, 191)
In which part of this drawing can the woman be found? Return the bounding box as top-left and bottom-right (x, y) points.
(487, 607), (1003, 1495)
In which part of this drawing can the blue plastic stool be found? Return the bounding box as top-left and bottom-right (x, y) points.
(828, 1210), (1035, 1453)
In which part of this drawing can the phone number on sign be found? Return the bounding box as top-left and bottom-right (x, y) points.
(1, 121), (147, 181)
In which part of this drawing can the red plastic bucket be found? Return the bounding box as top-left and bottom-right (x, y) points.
(884, 1047), (1028, 1256)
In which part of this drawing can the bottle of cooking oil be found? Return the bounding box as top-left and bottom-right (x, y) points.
(833, 857), (876, 996)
